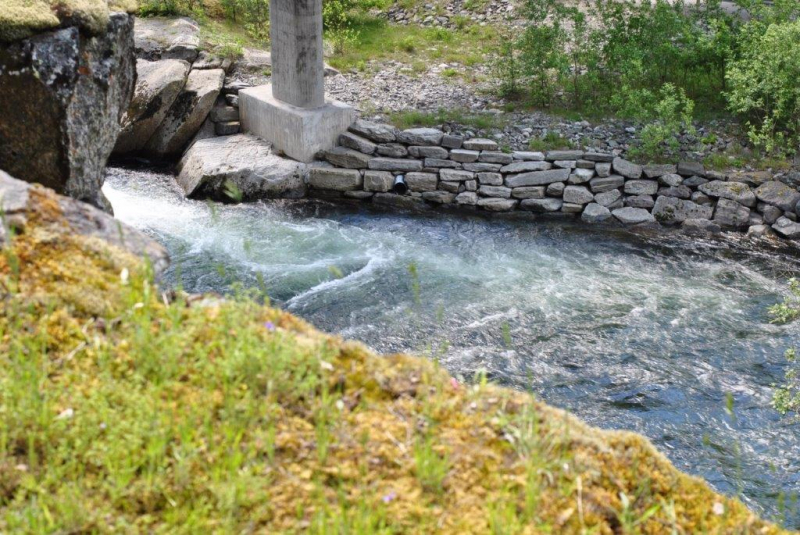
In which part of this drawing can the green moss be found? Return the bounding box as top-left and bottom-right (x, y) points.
(0, 183), (790, 533)
(0, 0), (137, 43)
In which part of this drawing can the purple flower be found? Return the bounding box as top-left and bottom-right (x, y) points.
(382, 491), (397, 503)
(264, 321), (276, 331)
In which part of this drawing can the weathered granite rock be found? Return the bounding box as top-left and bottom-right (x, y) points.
(547, 182), (565, 197)
(658, 173), (683, 187)
(455, 191), (478, 205)
(133, 17), (200, 60)
(582, 152), (614, 162)
(439, 181), (461, 193)
(595, 189), (622, 207)
(682, 175), (708, 187)
(397, 128), (443, 146)
(643, 164), (677, 179)
(349, 120), (397, 143)
(568, 168), (594, 185)
(440, 169), (474, 182)
(652, 196), (713, 224)
(463, 163), (502, 173)
(626, 195), (655, 209)
(682, 218), (721, 234)
(0, 170), (168, 274)
(506, 169), (570, 188)
(613, 157), (643, 179)
(477, 198), (517, 211)
(0, 13), (136, 210)
(563, 186), (594, 205)
(114, 59), (190, 154)
(478, 172), (503, 186)
(441, 135), (463, 149)
(368, 158), (423, 172)
(145, 68), (225, 157)
(409, 146), (449, 159)
(520, 198), (563, 212)
(480, 152), (513, 165)
(373, 193), (425, 210)
(772, 216), (800, 238)
(699, 181), (756, 207)
(377, 143), (408, 158)
(324, 147), (371, 169)
(613, 207), (655, 225)
(177, 134), (305, 199)
(581, 203), (612, 223)
(624, 180), (658, 196)
(590, 176), (624, 193)
(308, 167), (362, 191)
(478, 185), (512, 198)
(512, 186), (545, 200)
(677, 161), (705, 177)
(338, 132), (377, 155)
(364, 170), (393, 192)
(562, 203), (584, 214)
(754, 181), (800, 212)
(422, 191), (456, 204)
(450, 149), (480, 163)
(546, 150), (583, 161)
(214, 121), (240, 136)
(513, 151), (545, 161)
(658, 185), (692, 199)
(464, 138), (498, 151)
(595, 163), (612, 178)
(405, 172), (438, 191)
(500, 161), (552, 174)
(759, 203), (783, 225)
(713, 198), (750, 228)
(747, 224), (773, 238)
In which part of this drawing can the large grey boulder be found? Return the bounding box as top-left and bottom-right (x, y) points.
(612, 207), (655, 225)
(134, 17), (200, 60)
(772, 216), (800, 238)
(652, 196), (713, 224)
(0, 13), (136, 211)
(177, 134), (305, 199)
(754, 181), (800, 212)
(698, 181), (756, 207)
(713, 198), (751, 228)
(613, 157), (643, 179)
(581, 203), (612, 223)
(348, 120), (397, 143)
(397, 128), (443, 146)
(144, 68), (225, 157)
(0, 170), (169, 274)
(114, 59), (190, 154)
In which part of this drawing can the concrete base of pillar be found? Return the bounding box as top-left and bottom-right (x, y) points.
(239, 85), (356, 163)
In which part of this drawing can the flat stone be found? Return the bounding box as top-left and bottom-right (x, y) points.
(772, 217), (800, 238)
(512, 151), (545, 161)
(713, 198), (751, 228)
(747, 224), (772, 238)
(422, 191), (456, 204)
(463, 138), (498, 151)
(576, 160), (595, 169)
(590, 175), (624, 193)
(440, 169), (475, 182)
(425, 158), (460, 169)
(563, 185), (594, 205)
(613, 207), (655, 225)
(364, 170), (393, 192)
(339, 132), (377, 154)
(177, 134), (304, 199)
(691, 192), (712, 205)
(308, 167), (362, 191)
(397, 128), (443, 146)
(553, 160), (577, 169)
(439, 181), (461, 193)
(373, 193), (425, 210)
(512, 186), (545, 199)
(409, 146), (448, 159)
(478, 172), (503, 186)
(760, 203), (783, 224)
(210, 105), (240, 123)
(624, 180), (658, 196)
(505, 168), (570, 188)
(581, 203), (612, 223)
(349, 119), (396, 143)
(613, 157), (643, 179)
(480, 151), (513, 164)
(626, 195), (655, 209)
(643, 164), (677, 179)
(683, 175), (708, 187)
(582, 152), (614, 162)
(450, 149), (480, 163)
(677, 161), (705, 177)
(500, 161), (552, 174)
(214, 121), (240, 136)
(441, 134), (463, 149)
(755, 181), (800, 212)
(652, 196), (713, 224)
(377, 143), (408, 158)
(479, 185), (512, 198)
(699, 181), (756, 207)
(325, 147), (371, 169)
(405, 172), (438, 192)
(478, 198), (518, 211)
(546, 150), (583, 161)
(658, 185), (691, 199)
(463, 163), (502, 173)
(344, 190), (373, 199)
(368, 158), (423, 172)
(562, 203), (584, 214)
(465, 180), (477, 192)
(455, 191), (478, 205)
(520, 198), (563, 212)
(595, 189), (622, 207)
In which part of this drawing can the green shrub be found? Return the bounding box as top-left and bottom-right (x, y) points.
(726, 19), (800, 156)
(770, 279), (800, 416)
(630, 84), (696, 163)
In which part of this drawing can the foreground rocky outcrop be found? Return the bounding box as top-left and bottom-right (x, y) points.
(0, 7), (136, 211)
(0, 178), (788, 533)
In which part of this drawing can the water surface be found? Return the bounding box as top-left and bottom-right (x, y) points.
(105, 166), (800, 526)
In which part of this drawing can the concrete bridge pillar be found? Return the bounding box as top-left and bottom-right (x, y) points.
(239, 0), (356, 163)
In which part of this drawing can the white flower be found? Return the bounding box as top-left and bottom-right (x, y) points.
(712, 502), (725, 516)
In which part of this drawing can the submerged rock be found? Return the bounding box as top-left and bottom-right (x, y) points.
(177, 134), (305, 200)
(0, 13), (136, 211)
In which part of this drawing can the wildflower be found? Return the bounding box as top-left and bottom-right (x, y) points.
(264, 321), (276, 331)
(712, 502), (725, 516)
(450, 377), (459, 390)
(382, 491), (397, 503)
(56, 408), (74, 420)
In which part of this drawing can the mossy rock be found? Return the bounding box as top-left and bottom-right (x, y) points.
(0, 0), (137, 42)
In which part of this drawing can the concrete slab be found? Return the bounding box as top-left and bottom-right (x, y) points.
(239, 84), (356, 163)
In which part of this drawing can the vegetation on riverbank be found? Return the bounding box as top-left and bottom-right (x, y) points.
(0, 183), (791, 533)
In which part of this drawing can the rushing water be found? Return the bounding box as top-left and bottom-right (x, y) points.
(105, 166), (800, 526)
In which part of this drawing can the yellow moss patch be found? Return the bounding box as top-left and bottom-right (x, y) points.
(0, 184), (792, 533)
(0, 0), (137, 42)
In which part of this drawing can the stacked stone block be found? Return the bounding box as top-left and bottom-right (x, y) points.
(307, 120), (800, 239)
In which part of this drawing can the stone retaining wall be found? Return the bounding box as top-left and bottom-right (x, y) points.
(308, 120), (800, 239)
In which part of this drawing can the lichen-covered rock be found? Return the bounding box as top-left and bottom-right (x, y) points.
(713, 198), (751, 228)
(772, 216), (800, 238)
(177, 134), (305, 199)
(699, 181), (756, 207)
(0, 13), (136, 211)
(652, 196), (713, 224)
(114, 59), (190, 154)
(144, 68), (225, 157)
(755, 181), (800, 212)
(0, 169), (168, 273)
(613, 207), (655, 225)
(349, 119), (397, 143)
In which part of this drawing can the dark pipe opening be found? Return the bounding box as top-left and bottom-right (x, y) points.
(393, 175), (408, 194)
